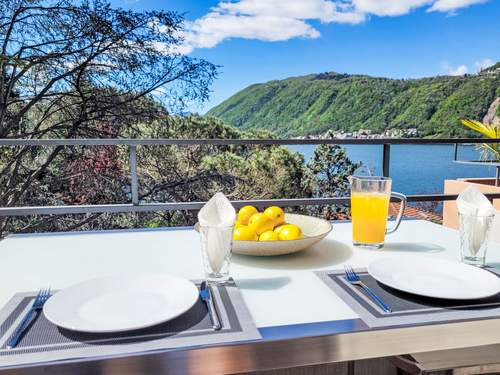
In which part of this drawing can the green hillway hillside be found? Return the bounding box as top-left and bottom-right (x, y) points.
(207, 62), (500, 138)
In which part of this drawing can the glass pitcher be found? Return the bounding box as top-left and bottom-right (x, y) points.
(350, 176), (407, 249)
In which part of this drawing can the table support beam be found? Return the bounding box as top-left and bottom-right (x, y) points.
(4, 318), (500, 375)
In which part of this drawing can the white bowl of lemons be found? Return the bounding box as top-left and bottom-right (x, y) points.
(231, 206), (332, 256)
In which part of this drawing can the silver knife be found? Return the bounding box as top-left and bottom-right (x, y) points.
(200, 281), (222, 330)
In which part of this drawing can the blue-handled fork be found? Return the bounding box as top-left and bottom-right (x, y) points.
(7, 288), (51, 349)
(344, 266), (392, 313)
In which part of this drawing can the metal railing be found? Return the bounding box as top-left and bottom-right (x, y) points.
(452, 143), (500, 186)
(1, 137), (500, 217)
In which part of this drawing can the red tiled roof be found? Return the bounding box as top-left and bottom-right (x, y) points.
(389, 203), (442, 224)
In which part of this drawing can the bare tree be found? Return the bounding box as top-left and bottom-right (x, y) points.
(0, 0), (217, 235)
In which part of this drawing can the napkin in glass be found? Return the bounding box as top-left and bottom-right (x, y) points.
(457, 187), (496, 256)
(198, 193), (236, 273)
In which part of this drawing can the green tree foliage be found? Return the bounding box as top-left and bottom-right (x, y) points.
(1, 114), (359, 234)
(208, 67), (500, 138)
(202, 144), (308, 201)
(306, 145), (360, 218)
(130, 116), (357, 228)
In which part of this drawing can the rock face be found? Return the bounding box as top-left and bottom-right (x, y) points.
(483, 97), (500, 126)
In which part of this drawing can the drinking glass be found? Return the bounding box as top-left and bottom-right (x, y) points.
(350, 176), (407, 249)
(459, 212), (495, 267)
(199, 224), (233, 284)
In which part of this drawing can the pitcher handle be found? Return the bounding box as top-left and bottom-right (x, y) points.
(386, 192), (407, 234)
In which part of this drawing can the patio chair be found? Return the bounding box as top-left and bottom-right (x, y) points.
(390, 344), (500, 375)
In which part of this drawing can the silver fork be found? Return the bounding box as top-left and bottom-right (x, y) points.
(344, 266), (392, 313)
(7, 288), (51, 349)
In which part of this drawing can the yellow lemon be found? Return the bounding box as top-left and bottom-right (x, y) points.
(278, 224), (303, 241)
(259, 230), (280, 242)
(248, 213), (274, 235)
(273, 224), (288, 235)
(234, 220), (245, 229)
(237, 205), (258, 225)
(233, 226), (258, 241)
(263, 206), (285, 227)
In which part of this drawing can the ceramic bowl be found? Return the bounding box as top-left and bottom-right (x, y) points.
(195, 213), (332, 256)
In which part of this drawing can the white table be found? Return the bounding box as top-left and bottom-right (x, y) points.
(2, 220), (500, 374)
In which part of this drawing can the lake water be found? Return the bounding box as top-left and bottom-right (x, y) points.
(288, 144), (497, 196)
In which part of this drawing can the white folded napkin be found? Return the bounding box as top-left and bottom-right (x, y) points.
(457, 187), (495, 216)
(198, 192), (236, 228)
(198, 193), (236, 273)
(457, 188), (496, 256)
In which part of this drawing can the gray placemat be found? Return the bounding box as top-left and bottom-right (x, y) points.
(0, 280), (261, 368)
(316, 268), (500, 328)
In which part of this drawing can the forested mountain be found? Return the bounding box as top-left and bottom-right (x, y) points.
(208, 63), (500, 138)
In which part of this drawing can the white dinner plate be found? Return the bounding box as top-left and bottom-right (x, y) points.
(368, 256), (500, 300)
(44, 273), (199, 333)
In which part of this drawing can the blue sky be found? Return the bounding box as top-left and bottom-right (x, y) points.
(117, 0), (500, 112)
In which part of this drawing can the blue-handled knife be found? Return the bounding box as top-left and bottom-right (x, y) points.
(200, 281), (222, 330)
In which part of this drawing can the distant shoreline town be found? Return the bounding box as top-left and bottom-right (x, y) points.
(295, 128), (419, 140)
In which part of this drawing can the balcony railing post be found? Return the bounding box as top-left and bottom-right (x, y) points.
(129, 146), (139, 205)
(382, 144), (391, 177)
(454, 143), (458, 161)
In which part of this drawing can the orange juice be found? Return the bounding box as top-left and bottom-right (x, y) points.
(351, 192), (390, 245)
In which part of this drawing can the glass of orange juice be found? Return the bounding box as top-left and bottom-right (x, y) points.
(350, 176), (406, 249)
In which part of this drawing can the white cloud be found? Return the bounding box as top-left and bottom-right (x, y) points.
(351, 0), (431, 16)
(179, 0), (491, 53)
(216, 0), (365, 23)
(184, 12), (321, 50)
(428, 0), (488, 12)
(475, 58), (494, 71)
(353, 0), (488, 14)
(181, 0), (364, 53)
(442, 62), (468, 75)
(440, 58), (494, 76)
